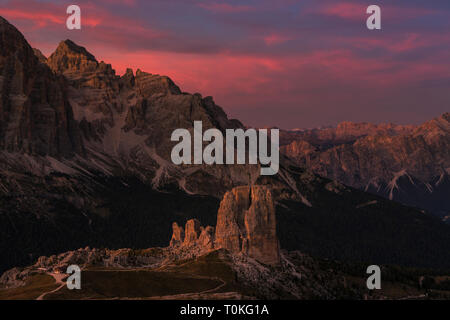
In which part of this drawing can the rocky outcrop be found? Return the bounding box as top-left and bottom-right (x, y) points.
(170, 219), (215, 251)
(35, 246), (164, 271)
(0, 267), (28, 288)
(169, 185), (280, 265)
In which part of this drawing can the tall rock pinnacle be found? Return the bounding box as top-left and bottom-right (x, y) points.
(216, 185), (280, 265)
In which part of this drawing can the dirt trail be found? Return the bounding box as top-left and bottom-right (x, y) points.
(198, 277), (226, 294)
(36, 273), (66, 300)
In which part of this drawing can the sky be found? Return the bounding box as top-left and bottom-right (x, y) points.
(0, 0), (449, 129)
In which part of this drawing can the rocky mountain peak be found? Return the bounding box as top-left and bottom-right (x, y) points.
(47, 39), (99, 74)
(59, 40), (96, 60)
(414, 112), (450, 138)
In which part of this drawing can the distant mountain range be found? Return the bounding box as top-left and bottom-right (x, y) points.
(280, 114), (450, 222)
(1, 16), (450, 277)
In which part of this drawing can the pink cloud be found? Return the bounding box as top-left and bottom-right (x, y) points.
(0, 0), (166, 51)
(317, 2), (365, 21)
(1, 0), (448, 128)
(0, 7), (101, 27)
(263, 33), (291, 46)
(197, 2), (254, 13)
(346, 32), (450, 54)
(316, 2), (438, 21)
(98, 0), (137, 6)
(96, 47), (450, 112)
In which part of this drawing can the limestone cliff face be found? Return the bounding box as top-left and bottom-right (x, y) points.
(216, 185), (280, 266)
(215, 187), (250, 253)
(243, 186), (279, 265)
(0, 17), (83, 157)
(170, 185), (280, 265)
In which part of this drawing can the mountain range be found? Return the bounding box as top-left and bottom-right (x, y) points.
(1, 15), (450, 279)
(280, 115), (450, 221)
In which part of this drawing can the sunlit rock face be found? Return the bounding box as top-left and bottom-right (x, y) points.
(169, 222), (185, 247)
(183, 219), (202, 247)
(215, 185), (280, 265)
(215, 186), (251, 254)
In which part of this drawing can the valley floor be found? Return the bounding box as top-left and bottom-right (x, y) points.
(1, 250), (450, 300)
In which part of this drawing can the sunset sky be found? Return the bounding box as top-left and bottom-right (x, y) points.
(1, 0), (449, 128)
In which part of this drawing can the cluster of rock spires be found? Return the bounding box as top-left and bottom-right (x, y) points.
(170, 185), (280, 266)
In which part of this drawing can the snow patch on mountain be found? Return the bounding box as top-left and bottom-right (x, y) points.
(278, 169), (312, 207)
(387, 169), (415, 200)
